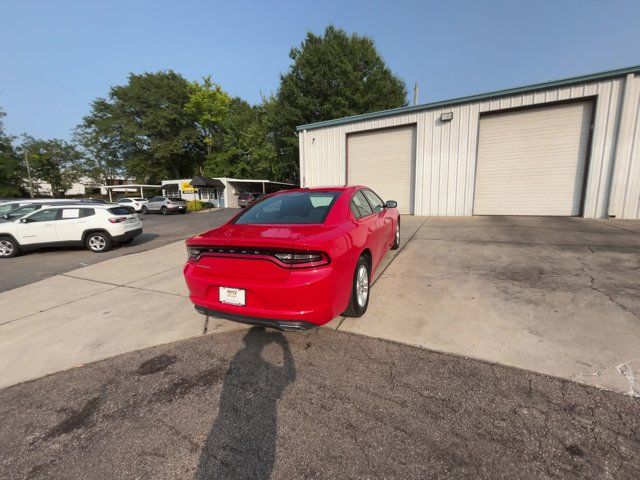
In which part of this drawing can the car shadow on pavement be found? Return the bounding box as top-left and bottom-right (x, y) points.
(195, 327), (296, 480)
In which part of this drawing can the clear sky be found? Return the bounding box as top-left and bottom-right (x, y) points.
(1, 0), (639, 140)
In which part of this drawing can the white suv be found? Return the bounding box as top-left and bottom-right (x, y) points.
(0, 204), (143, 258)
(116, 197), (148, 212)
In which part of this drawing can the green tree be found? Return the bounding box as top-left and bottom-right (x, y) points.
(80, 71), (203, 182)
(20, 137), (83, 196)
(185, 76), (231, 155)
(203, 98), (278, 179)
(270, 25), (408, 180)
(75, 107), (125, 187)
(0, 108), (25, 197)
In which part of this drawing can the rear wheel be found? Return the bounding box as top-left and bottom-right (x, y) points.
(342, 255), (370, 317)
(391, 219), (400, 250)
(161, 206), (168, 215)
(0, 237), (19, 258)
(142, 206), (148, 214)
(86, 232), (112, 253)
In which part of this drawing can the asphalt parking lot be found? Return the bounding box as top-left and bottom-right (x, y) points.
(1, 327), (639, 480)
(0, 208), (237, 293)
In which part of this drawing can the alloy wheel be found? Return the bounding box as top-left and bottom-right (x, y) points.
(395, 224), (400, 244)
(356, 264), (369, 308)
(0, 239), (14, 257)
(89, 235), (106, 251)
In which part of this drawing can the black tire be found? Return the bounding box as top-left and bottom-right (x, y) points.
(0, 236), (20, 258)
(85, 232), (112, 253)
(142, 206), (149, 214)
(391, 218), (400, 250)
(179, 210), (187, 214)
(342, 255), (370, 317)
(161, 206), (168, 215)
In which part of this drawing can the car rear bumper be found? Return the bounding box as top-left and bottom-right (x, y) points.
(112, 227), (142, 242)
(183, 261), (343, 327)
(193, 305), (317, 331)
(167, 204), (187, 212)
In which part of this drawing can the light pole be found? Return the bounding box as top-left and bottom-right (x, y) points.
(23, 149), (35, 198)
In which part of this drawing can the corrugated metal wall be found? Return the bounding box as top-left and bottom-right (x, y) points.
(609, 74), (640, 219)
(299, 74), (640, 219)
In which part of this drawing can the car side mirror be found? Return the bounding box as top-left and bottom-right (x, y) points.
(385, 200), (398, 209)
(2, 214), (8, 219)
(19, 218), (28, 223)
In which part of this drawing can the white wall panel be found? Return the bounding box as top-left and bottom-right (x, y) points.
(300, 76), (637, 218)
(609, 74), (640, 219)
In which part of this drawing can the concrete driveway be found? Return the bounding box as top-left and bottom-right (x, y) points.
(339, 216), (640, 395)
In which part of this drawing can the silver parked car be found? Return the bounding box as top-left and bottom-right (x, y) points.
(142, 196), (187, 215)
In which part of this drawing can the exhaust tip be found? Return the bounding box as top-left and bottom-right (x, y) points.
(277, 323), (307, 332)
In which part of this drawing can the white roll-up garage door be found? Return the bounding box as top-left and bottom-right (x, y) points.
(347, 126), (416, 214)
(473, 101), (593, 216)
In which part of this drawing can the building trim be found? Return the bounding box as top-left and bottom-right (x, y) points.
(296, 64), (640, 131)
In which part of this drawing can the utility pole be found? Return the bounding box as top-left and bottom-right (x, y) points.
(413, 81), (419, 106)
(23, 149), (35, 198)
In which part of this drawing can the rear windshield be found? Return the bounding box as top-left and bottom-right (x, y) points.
(234, 191), (341, 225)
(108, 206), (134, 215)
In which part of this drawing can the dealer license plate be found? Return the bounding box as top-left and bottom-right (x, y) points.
(219, 287), (245, 306)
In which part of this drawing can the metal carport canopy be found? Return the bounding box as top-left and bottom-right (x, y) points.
(101, 184), (161, 202)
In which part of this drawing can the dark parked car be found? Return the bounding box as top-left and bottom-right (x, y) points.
(237, 192), (262, 208)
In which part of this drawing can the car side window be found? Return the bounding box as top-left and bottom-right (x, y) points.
(119, 198), (131, 203)
(362, 190), (385, 213)
(79, 208), (95, 218)
(26, 208), (59, 222)
(59, 208), (82, 220)
(351, 191), (373, 219)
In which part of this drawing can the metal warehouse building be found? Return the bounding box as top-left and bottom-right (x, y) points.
(297, 65), (640, 219)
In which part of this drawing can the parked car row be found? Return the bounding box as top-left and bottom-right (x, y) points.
(0, 194), (199, 258)
(0, 199), (143, 258)
(116, 196), (188, 214)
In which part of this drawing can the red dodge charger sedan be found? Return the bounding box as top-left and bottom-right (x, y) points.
(183, 186), (400, 331)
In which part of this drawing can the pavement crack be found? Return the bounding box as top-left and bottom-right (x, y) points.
(61, 273), (187, 298)
(577, 248), (639, 320)
(0, 285), (120, 327)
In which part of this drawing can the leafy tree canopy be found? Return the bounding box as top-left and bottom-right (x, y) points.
(80, 71), (203, 182)
(0, 108), (25, 197)
(270, 25), (408, 179)
(203, 98), (279, 180)
(20, 136), (83, 196)
(185, 76), (231, 155)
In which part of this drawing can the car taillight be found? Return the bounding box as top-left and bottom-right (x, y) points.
(185, 246), (330, 268)
(108, 217), (127, 223)
(274, 252), (327, 266)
